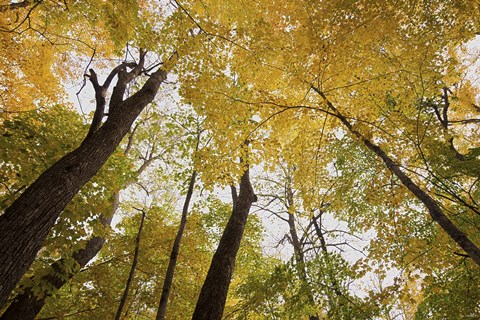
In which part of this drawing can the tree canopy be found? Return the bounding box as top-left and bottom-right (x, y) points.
(1, 0), (479, 319)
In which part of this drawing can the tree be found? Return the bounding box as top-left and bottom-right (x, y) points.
(0, 0), (186, 307)
(156, 170), (196, 320)
(0, 0), (160, 113)
(2, 0), (480, 317)
(192, 164), (257, 320)
(0, 105), (163, 319)
(251, 160), (384, 319)
(312, 86), (480, 265)
(114, 208), (146, 320)
(257, 165), (320, 319)
(32, 195), (210, 319)
(0, 49), (174, 308)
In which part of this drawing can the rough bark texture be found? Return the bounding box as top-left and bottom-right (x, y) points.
(115, 210), (146, 320)
(156, 171), (196, 320)
(0, 63), (168, 308)
(312, 86), (480, 266)
(191, 168), (256, 320)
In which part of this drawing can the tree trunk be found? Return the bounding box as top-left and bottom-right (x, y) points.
(287, 213), (320, 320)
(115, 209), (146, 320)
(285, 177), (319, 320)
(156, 171), (196, 320)
(0, 62), (168, 308)
(312, 86), (480, 266)
(191, 168), (257, 320)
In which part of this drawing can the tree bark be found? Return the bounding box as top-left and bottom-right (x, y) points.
(0, 59), (169, 308)
(312, 86), (480, 266)
(155, 171), (196, 320)
(114, 209), (146, 320)
(191, 167), (257, 320)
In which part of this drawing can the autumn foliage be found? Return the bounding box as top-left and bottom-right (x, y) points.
(1, 1), (479, 319)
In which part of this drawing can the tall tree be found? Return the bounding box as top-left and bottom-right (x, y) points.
(0, 194), (118, 320)
(311, 86), (480, 265)
(115, 209), (146, 320)
(262, 166), (320, 319)
(192, 165), (257, 319)
(0, 112), (161, 319)
(254, 160), (379, 319)
(0, 49), (175, 308)
(178, 0), (480, 265)
(156, 170), (196, 320)
(2, 0), (480, 317)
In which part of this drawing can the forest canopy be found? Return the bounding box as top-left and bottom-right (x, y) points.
(0, 0), (479, 319)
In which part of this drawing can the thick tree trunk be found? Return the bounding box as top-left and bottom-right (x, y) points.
(115, 209), (146, 320)
(2, 232), (112, 320)
(0, 64), (168, 308)
(312, 86), (480, 266)
(156, 171), (196, 320)
(191, 168), (257, 320)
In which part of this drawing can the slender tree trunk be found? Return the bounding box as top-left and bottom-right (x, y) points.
(288, 213), (306, 272)
(115, 209), (146, 320)
(192, 167), (257, 320)
(284, 178), (319, 320)
(287, 213), (320, 320)
(155, 171), (196, 320)
(312, 86), (480, 266)
(0, 56), (170, 308)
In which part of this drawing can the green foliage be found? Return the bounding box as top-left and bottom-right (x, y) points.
(415, 261), (480, 319)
